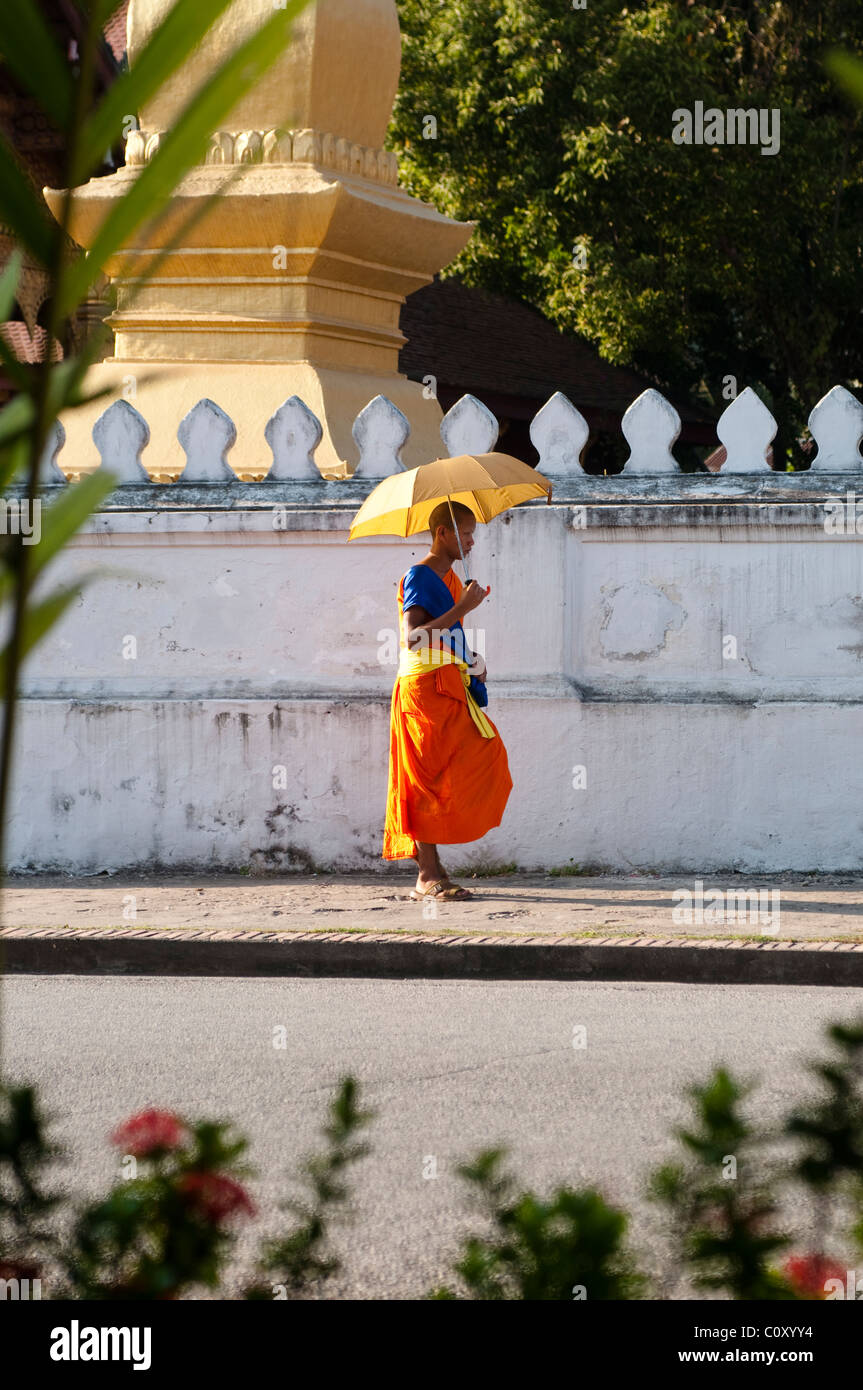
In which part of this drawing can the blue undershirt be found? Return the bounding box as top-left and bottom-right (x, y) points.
(401, 564), (473, 664)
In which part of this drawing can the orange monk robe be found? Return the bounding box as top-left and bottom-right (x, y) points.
(382, 566), (513, 861)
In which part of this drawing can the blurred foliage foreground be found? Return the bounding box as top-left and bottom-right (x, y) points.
(0, 1018), (861, 1300)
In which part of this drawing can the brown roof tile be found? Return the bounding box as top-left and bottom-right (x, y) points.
(0, 322), (61, 364)
(399, 276), (711, 425)
(104, 2), (129, 64)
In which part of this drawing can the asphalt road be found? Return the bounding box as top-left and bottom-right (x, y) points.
(3, 976), (862, 1299)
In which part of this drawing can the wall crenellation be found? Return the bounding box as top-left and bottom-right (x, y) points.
(29, 382), (863, 489)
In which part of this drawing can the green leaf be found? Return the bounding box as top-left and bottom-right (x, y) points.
(30, 325), (119, 426)
(0, 325), (32, 395)
(0, 250), (22, 322)
(0, 336), (31, 395)
(0, 585), (83, 687)
(0, 135), (56, 266)
(0, 394), (35, 451)
(0, 436), (29, 497)
(77, 0), (127, 28)
(24, 470), (117, 582)
(0, 373), (116, 456)
(60, 0), (310, 316)
(825, 50), (863, 106)
(42, 359), (116, 420)
(0, 0), (75, 130)
(0, 468), (116, 609)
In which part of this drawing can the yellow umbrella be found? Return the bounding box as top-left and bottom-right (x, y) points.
(347, 452), (553, 582)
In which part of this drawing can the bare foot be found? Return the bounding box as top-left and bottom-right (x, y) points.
(414, 845), (447, 895)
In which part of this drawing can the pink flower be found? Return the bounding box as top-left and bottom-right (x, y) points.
(110, 1109), (186, 1157)
(177, 1172), (256, 1223)
(782, 1253), (846, 1298)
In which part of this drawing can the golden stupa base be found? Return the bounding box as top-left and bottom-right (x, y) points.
(60, 359), (445, 481)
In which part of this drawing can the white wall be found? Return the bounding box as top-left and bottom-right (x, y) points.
(11, 486), (863, 874)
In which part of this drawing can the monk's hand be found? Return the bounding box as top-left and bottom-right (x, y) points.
(471, 657), (487, 682)
(460, 580), (487, 614)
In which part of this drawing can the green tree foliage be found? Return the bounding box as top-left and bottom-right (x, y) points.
(391, 1), (863, 453)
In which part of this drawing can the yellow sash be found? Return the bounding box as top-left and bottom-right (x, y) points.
(397, 645), (496, 739)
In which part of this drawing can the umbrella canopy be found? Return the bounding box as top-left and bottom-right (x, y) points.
(347, 452), (553, 542)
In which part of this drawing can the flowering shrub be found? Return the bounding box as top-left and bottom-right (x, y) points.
(0, 1022), (861, 1300)
(110, 1110), (187, 1159)
(65, 1113), (256, 1299)
(433, 1020), (863, 1300)
(782, 1253), (848, 1300)
(430, 1154), (647, 1300)
(641, 1022), (863, 1303)
(177, 1173), (257, 1224)
(0, 1077), (371, 1301)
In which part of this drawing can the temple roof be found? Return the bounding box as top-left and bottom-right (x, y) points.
(104, 1), (130, 64)
(0, 321), (60, 363)
(400, 275), (711, 428)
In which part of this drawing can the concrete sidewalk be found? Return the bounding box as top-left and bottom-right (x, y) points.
(2, 870), (863, 985)
(4, 868), (863, 937)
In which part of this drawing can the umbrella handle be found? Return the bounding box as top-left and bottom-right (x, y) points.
(445, 493), (471, 585)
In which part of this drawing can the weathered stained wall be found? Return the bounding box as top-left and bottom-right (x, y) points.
(10, 485), (863, 874)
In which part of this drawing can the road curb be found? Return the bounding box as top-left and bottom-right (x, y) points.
(2, 930), (863, 985)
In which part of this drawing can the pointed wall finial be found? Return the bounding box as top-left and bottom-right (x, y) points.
(808, 386), (863, 471)
(93, 400), (150, 482)
(530, 392), (589, 474)
(716, 388), (776, 472)
(440, 394), (499, 457)
(352, 395), (410, 477)
(621, 389), (681, 473)
(38, 420), (67, 483)
(177, 399), (237, 482)
(264, 396), (323, 480)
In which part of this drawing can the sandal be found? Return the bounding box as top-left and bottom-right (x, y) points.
(410, 878), (474, 902)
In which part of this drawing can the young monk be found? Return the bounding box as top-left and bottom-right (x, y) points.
(382, 500), (513, 901)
